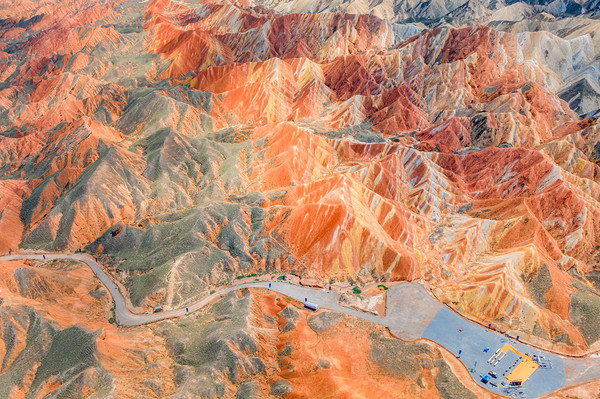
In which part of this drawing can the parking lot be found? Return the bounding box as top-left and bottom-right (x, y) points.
(422, 307), (566, 398)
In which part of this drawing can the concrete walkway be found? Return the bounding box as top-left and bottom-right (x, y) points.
(1, 253), (599, 398)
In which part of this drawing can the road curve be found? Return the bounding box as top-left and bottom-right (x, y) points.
(0, 253), (385, 327)
(2, 253), (600, 398)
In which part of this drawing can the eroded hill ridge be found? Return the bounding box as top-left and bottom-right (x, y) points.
(1, 0), (600, 361)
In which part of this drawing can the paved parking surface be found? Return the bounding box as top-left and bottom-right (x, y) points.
(423, 307), (566, 398)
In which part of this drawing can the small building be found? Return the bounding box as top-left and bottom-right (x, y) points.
(304, 302), (318, 311)
(154, 306), (163, 313)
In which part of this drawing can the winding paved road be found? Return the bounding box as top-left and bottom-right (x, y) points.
(1, 253), (599, 398)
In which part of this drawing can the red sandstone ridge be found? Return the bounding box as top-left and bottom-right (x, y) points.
(0, 180), (30, 252)
(1, 0), (600, 362)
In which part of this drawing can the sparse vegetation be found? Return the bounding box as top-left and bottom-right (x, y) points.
(210, 290), (216, 295)
(280, 305), (300, 331)
(569, 281), (600, 345)
(30, 326), (97, 392)
(433, 359), (476, 399)
(527, 263), (552, 307)
(377, 284), (388, 291)
(369, 332), (431, 379)
(236, 272), (259, 280)
(352, 287), (362, 295)
(161, 290), (270, 396)
(307, 311), (345, 333)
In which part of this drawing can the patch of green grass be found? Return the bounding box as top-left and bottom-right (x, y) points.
(30, 326), (97, 392)
(235, 272), (260, 280)
(127, 264), (169, 307)
(377, 284), (388, 291)
(210, 290), (216, 295)
(352, 287), (362, 295)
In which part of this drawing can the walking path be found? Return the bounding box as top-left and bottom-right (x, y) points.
(1, 253), (599, 398)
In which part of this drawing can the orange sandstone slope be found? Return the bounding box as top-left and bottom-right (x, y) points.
(1, 0), (600, 355)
